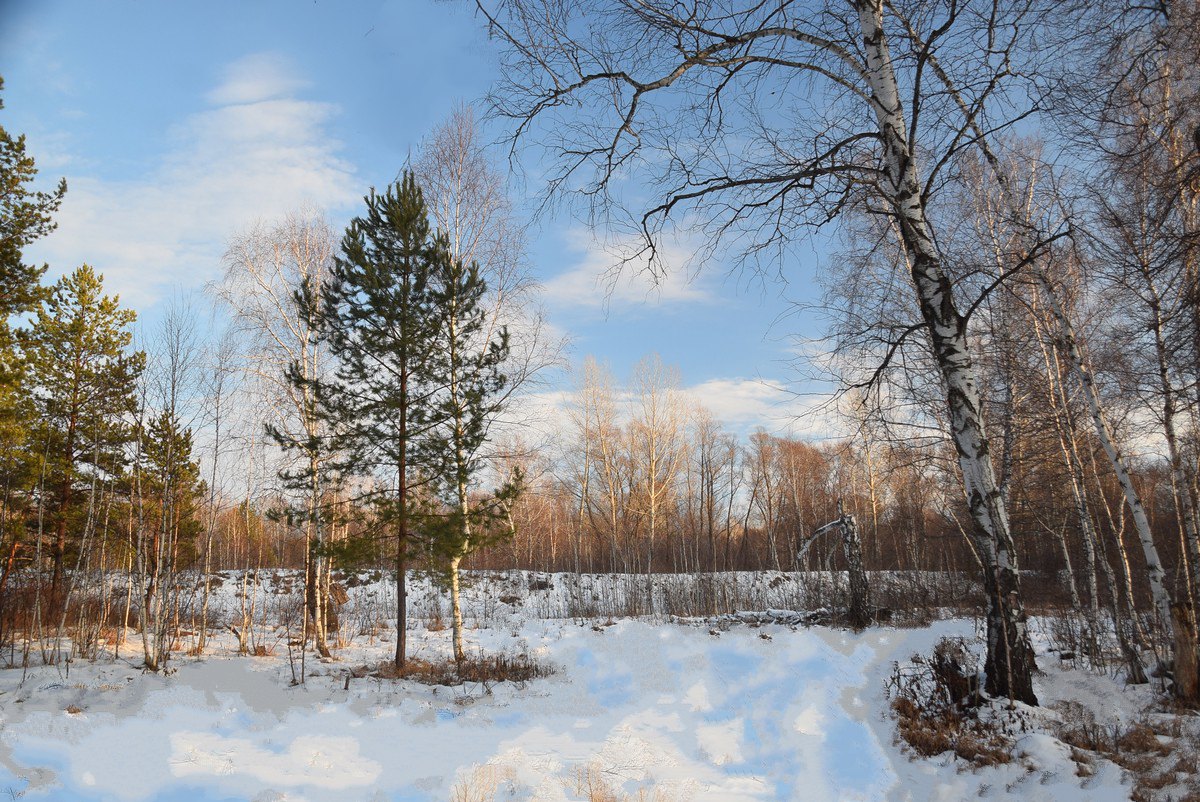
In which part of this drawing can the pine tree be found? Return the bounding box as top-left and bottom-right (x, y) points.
(141, 411), (204, 570)
(425, 250), (520, 663)
(25, 265), (144, 599)
(312, 173), (443, 669)
(137, 409), (204, 670)
(0, 76), (65, 327)
(0, 76), (66, 588)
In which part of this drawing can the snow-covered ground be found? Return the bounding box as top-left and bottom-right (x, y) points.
(0, 571), (1168, 800)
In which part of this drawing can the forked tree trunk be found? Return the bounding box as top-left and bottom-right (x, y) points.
(797, 509), (871, 630)
(1145, 279), (1200, 608)
(1171, 603), (1199, 703)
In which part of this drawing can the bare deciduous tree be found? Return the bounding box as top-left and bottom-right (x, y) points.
(477, 0), (1052, 702)
(213, 210), (338, 658)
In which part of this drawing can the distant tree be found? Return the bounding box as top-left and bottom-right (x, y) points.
(25, 266), (143, 600)
(628, 355), (688, 590)
(313, 174), (443, 669)
(141, 410), (205, 566)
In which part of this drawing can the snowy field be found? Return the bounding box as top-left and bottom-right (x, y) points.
(0, 571), (1167, 800)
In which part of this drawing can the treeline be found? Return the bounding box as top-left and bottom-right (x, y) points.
(475, 355), (1189, 624)
(0, 102), (540, 670)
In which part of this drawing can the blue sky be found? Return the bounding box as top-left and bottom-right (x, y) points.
(0, 0), (834, 436)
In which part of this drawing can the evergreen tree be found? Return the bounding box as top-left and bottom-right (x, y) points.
(424, 251), (521, 663)
(141, 410), (205, 571)
(312, 173), (443, 669)
(25, 265), (143, 598)
(0, 76), (65, 329)
(0, 76), (66, 580)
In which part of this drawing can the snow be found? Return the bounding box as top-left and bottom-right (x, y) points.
(0, 571), (1154, 800)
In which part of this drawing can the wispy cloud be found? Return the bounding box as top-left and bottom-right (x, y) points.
(206, 53), (309, 105)
(511, 375), (841, 444)
(27, 52), (359, 309)
(541, 228), (713, 311)
(684, 377), (841, 439)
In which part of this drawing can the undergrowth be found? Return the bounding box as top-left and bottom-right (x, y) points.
(369, 649), (555, 688)
(888, 637), (1013, 767)
(1053, 700), (1200, 801)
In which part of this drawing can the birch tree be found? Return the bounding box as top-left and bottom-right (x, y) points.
(425, 251), (519, 663)
(197, 328), (239, 653)
(476, 0), (1052, 702)
(138, 297), (202, 671)
(215, 211), (338, 657)
(413, 105), (560, 400)
(628, 354), (687, 601)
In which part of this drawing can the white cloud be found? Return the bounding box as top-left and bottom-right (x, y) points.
(206, 52), (310, 105)
(27, 52), (359, 309)
(508, 376), (842, 445)
(684, 377), (842, 439)
(542, 228), (713, 311)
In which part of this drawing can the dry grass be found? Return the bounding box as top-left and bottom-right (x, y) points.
(370, 650), (554, 687)
(1054, 700), (1199, 801)
(891, 696), (1012, 766)
(889, 637), (1012, 767)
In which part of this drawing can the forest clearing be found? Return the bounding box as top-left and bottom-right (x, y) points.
(0, 570), (1176, 801)
(3, 0), (1200, 799)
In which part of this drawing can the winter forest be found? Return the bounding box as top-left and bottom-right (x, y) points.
(1, 0), (1200, 799)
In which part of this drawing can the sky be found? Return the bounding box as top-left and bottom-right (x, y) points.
(0, 0), (837, 439)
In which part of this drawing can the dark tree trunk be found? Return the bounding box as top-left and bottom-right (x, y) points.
(1171, 603), (1199, 703)
(840, 513), (871, 631)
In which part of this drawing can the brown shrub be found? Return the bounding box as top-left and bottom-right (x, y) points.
(1053, 700), (1196, 801)
(889, 638), (1011, 768)
(568, 763), (675, 802)
(1116, 724), (1171, 758)
(371, 651), (554, 687)
(451, 764), (514, 802)
(892, 698), (1011, 766)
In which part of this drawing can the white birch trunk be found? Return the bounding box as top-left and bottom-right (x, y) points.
(854, 0), (1037, 703)
(1032, 269), (1174, 634)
